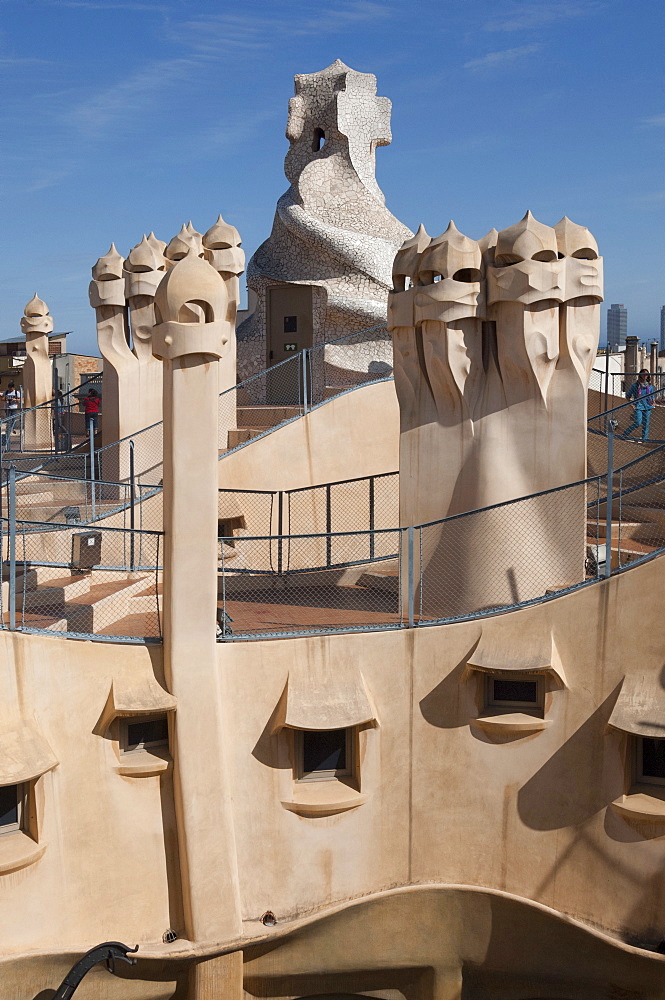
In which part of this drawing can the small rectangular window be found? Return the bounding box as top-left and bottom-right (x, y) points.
(637, 737), (665, 785)
(0, 783), (23, 836)
(487, 676), (542, 709)
(283, 315), (298, 333)
(122, 715), (169, 753)
(296, 728), (353, 781)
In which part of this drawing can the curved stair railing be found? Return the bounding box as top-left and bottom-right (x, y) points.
(0, 373), (101, 460)
(6, 338), (659, 494)
(0, 324), (392, 486)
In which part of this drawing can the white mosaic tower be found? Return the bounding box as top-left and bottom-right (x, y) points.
(237, 60), (412, 380)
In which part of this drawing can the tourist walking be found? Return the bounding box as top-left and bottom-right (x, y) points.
(3, 381), (20, 419)
(624, 369), (655, 442)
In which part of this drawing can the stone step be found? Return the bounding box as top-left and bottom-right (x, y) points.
(226, 428), (264, 449)
(4, 610), (68, 632)
(18, 573), (92, 609)
(236, 405), (300, 427)
(64, 574), (151, 632)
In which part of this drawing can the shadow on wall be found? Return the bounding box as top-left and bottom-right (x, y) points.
(244, 967), (434, 1000)
(517, 683), (623, 831)
(418, 654), (476, 731)
(251, 694), (291, 771)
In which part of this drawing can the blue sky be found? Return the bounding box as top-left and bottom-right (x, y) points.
(0, 0), (663, 353)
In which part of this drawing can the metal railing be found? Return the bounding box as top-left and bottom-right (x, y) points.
(588, 383), (665, 443)
(218, 470), (399, 552)
(0, 466), (162, 643)
(218, 453), (665, 641)
(589, 367), (665, 401)
(0, 375), (101, 461)
(1, 324), (393, 487)
(1, 436), (663, 644)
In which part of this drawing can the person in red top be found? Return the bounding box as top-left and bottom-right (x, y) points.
(83, 388), (101, 436)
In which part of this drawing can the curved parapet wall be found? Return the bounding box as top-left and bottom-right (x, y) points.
(242, 886), (665, 1000)
(238, 60), (412, 382)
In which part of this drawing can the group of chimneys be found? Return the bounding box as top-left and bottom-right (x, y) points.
(393, 211), (599, 290)
(92, 215), (243, 282)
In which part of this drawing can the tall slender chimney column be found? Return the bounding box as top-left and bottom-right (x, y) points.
(152, 251), (241, 945)
(21, 294), (53, 449)
(625, 335), (639, 377)
(650, 340), (658, 374)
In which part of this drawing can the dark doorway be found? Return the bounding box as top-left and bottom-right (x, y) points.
(266, 285), (314, 404)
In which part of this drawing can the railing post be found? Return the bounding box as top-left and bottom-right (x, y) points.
(604, 418), (617, 578)
(407, 526), (415, 628)
(326, 484), (332, 568)
(8, 464), (16, 631)
(277, 490), (284, 576)
(129, 440), (136, 573)
(369, 476), (375, 560)
(604, 343), (610, 426)
(88, 418), (96, 520)
(302, 348), (309, 415)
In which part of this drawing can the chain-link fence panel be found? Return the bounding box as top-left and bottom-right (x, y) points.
(6, 520), (162, 640)
(219, 353), (305, 455)
(588, 384), (665, 444)
(0, 377), (101, 459)
(307, 325), (392, 408)
(416, 481), (593, 623)
(286, 472), (398, 552)
(610, 467), (665, 571)
(589, 369), (665, 399)
(218, 488), (277, 553)
(95, 421), (164, 487)
(1, 471), (161, 531)
(218, 527), (403, 638)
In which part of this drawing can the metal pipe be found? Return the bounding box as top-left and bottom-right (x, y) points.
(369, 476), (375, 560)
(88, 418), (96, 520)
(407, 526), (415, 627)
(129, 440), (136, 572)
(604, 341), (610, 425)
(326, 483), (332, 568)
(277, 490), (284, 576)
(8, 464), (16, 630)
(604, 418), (617, 578)
(302, 348), (309, 415)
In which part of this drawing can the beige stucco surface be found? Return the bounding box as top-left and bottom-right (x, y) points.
(219, 378), (399, 492)
(1, 550), (665, 997)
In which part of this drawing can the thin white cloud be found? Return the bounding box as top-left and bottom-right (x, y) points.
(0, 56), (51, 66)
(67, 56), (197, 136)
(464, 44), (542, 72)
(484, 2), (600, 32)
(27, 166), (78, 192)
(167, 1), (392, 55)
(637, 189), (665, 203)
(642, 114), (665, 127)
(49, 1), (168, 9)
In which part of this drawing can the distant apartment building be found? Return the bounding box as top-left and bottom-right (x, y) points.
(607, 303), (627, 350)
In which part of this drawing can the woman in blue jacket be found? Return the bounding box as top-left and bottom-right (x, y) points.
(624, 369), (655, 441)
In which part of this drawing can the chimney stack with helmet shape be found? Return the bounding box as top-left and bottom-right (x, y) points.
(123, 233), (167, 435)
(21, 293), (53, 449)
(203, 214), (245, 431)
(388, 210), (603, 618)
(89, 242), (131, 477)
